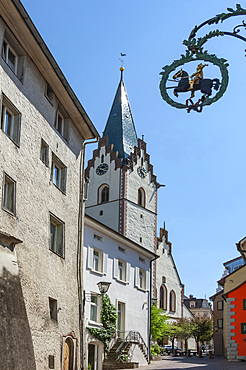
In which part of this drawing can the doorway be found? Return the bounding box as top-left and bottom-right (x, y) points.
(88, 343), (98, 370)
(63, 337), (74, 370)
(117, 301), (125, 339)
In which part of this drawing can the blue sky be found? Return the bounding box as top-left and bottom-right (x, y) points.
(21, 1), (246, 299)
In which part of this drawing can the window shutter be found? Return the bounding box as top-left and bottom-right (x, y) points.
(87, 246), (94, 270)
(113, 258), (118, 279)
(103, 253), (108, 275)
(57, 224), (64, 257)
(126, 262), (131, 283)
(135, 267), (140, 288)
(146, 270), (150, 291)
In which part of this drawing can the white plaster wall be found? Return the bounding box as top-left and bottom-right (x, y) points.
(85, 146), (121, 231)
(0, 19), (83, 369)
(125, 156), (156, 252)
(155, 237), (183, 319)
(84, 221), (151, 358)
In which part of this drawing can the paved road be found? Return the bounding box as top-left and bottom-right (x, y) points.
(136, 355), (246, 369)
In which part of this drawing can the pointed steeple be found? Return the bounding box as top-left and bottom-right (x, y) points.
(103, 68), (138, 162)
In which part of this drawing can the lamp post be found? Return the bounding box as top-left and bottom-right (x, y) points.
(97, 281), (111, 295)
(160, 4), (246, 112)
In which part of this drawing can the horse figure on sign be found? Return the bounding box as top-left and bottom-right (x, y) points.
(172, 64), (220, 101)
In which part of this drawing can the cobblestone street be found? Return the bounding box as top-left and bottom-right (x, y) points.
(136, 356), (246, 369)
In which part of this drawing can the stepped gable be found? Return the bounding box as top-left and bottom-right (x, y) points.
(123, 138), (158, 185)
(85, 136), (123, 177)
(157, 224), (172, 255)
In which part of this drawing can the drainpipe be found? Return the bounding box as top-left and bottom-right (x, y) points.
(78, 137), (99, 370)
(148, 255), (159, 363)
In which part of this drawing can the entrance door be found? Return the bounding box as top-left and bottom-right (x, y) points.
(117, 302), (125, 339)
(88, 344), (98, 370)
(63, 338), (74, 370)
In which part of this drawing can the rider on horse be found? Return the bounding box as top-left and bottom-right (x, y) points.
(188, 63), (208, 97)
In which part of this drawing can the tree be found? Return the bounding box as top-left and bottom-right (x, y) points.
(177, 318), (193, 352)
(151, 304), (168, 341)
(191, 316), (213, 352)
(88, 294), (118, 354)
(162, 323), (182, 353)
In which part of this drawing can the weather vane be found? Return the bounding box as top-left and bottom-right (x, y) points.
(160, 4), (246, 113)
(120, 52), (126, 69)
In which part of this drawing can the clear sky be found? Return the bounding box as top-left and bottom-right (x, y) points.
(21, 0), (246, 300)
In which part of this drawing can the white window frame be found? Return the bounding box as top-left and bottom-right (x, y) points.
(90, 294), (101, 323)
(114, 258), (130, 283)
(2, 173), (16, 214)
(51, 154), (67, 193)
(1, 95), (21, 146)
(135, 267), (148, 290)
(87, 246), (107, 275)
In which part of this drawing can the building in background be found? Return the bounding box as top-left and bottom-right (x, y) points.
(183, 295), (212, 318)
(0, 1), (99, 369)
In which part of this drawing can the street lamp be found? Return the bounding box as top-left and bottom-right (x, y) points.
(97, 281), (111, 294)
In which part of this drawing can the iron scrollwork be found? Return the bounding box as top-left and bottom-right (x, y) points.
(160, 4), (246, 112)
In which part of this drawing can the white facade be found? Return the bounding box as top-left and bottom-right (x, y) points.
(156, 227), (184, 320)
(85, 138), (157, 253)
(84, 215), (155, 369)
(0, 1), (98, 369)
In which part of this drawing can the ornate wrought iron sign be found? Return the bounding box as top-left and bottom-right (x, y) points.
(160, 4), (246, 112)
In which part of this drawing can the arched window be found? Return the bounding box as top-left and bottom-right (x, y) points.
(101, 154), (104, 163)
(138, 188), (145, 207)
(160, 285), (167, 310)
(98, 184), (109, 204)
(169, 290), (176, 312)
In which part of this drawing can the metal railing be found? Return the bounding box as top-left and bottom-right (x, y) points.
(115, 331), (148, 359)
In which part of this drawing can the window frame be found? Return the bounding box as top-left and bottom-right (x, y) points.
(118, 259), (126, 282)
(55, 110), (64, 136)
(40, 139), (49, 166)
(90, 294), (101, 323)
(217, 300), (223, 310)
(51, 153), (67, 194)
(49, 213), (65, 258)
(1, 94), (21, 146)
(217, 318), (223, 329)
(49, 297), (58, 321)
(138, 187), (145, 208)
(160, 284), (167, 310)
(2, 39), (18, 74)
(2, 172), (16, 215)
(169, 290), (176, 312)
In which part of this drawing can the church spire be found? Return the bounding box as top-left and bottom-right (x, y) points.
(103, 68), (138, 162)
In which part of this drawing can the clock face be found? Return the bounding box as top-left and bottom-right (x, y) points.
(96, 163), (109, 176)
(137, 166), (147, 179)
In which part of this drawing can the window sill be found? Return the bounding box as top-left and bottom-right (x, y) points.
(115, 278), (128, 285)
(88, 321), (103, 328)
(90, 269), (104, 276)
(136, 286), (147, 292)
(2, 206), (16, 217)
(2, 131), (20, 148)
(52, 182), (66, 195)
(49, 248), (65, 259)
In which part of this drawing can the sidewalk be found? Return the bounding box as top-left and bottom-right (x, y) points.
(136, 355), (246, 369)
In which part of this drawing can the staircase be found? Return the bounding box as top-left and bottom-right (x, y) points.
(103, 332), (148, 369)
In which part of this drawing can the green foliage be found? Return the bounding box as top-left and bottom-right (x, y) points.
(151, 343), (161, 356)
(191, 316), (213, 351)
(151, 305), (168, 341)
(87, 294), (118, 354)
(117, 351), (129, 363)
(87, 364), (92, 370)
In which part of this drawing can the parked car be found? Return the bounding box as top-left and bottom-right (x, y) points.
(163, 345), (182, 354)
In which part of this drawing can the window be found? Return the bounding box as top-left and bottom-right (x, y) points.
(217, 319), (223, 329)
(217, 301), (223, 310)
(93, 249), (103, 272)
(190, 301), (196, 308)
(160, 285), (167, 310)
(45, 84), (54, 103)
(40, 139), (49, 166)
(99, 210), (103, 216)
(139, 256), (145, 263)
(55, 111), (64, 136)
(1, 94), (21, 145)
(2, 39), (18, 74)
(118, 246), (125, 253)
(51, 154), (67, 193)
(87, 246), (107, 275)
(139, 268), (146, 289)
(49, 214), (64, 258)
(48, 355), (55, 369)
(49, 297), (57, 320)
(90, 294), (100, 322)
(2, 173), (16, 214)
(101, 185), (109, 203)
(138, 188), (145, 207)
(118, 259), (126, 281)
(162, 276), (166, 284)
(169, 290), (176, 312)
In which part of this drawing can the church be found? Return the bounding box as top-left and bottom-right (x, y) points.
(84, 67), (186, 369)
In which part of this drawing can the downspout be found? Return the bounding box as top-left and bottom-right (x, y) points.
(148, 255), (159, 363)
(78, 137), (99, 370)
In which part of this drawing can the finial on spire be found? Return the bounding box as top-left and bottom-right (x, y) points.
(120, 53), (126, 80)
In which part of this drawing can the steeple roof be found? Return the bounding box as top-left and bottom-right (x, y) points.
(103, 69), (138, 162)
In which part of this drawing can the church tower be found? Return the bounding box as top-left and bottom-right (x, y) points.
(85, 68), (159, 253)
